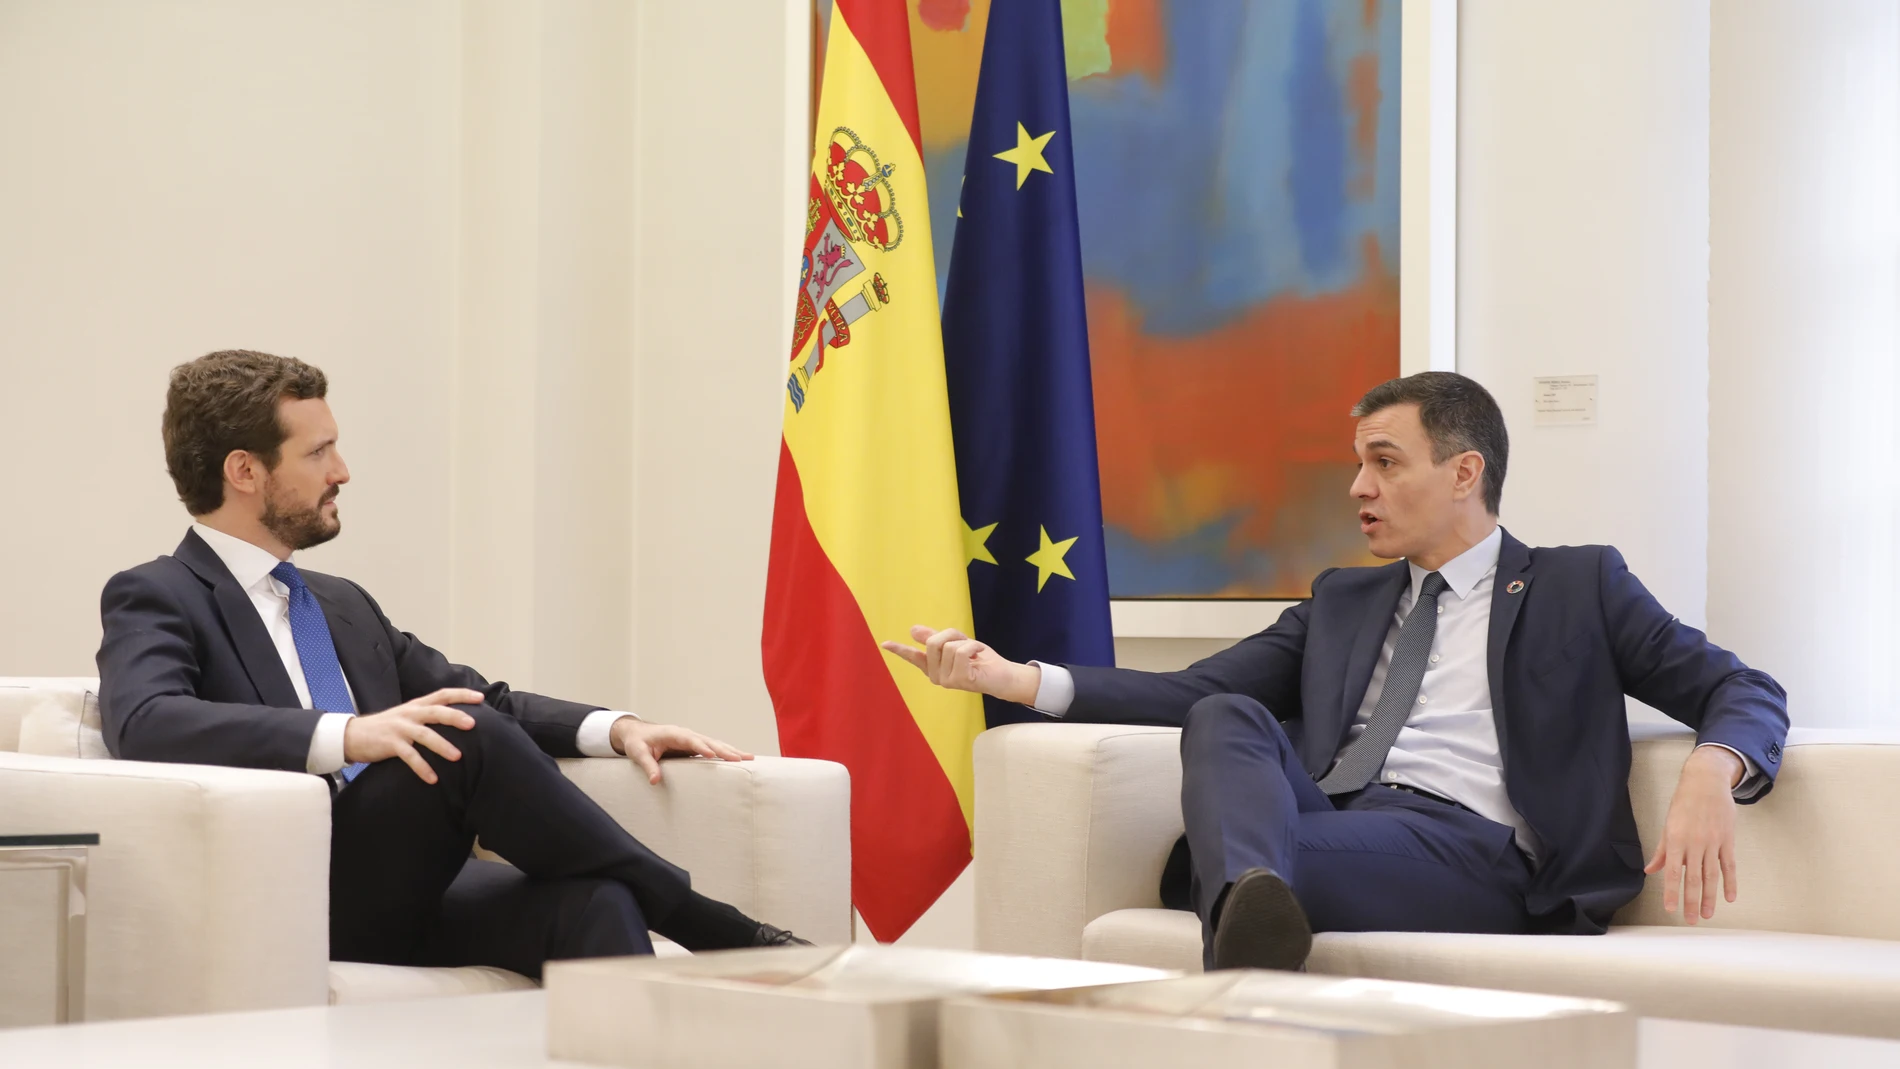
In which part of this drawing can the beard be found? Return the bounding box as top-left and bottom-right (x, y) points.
(261, 481), (341, 551)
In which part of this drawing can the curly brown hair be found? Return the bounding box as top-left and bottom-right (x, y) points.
(162, 350), (328, 515)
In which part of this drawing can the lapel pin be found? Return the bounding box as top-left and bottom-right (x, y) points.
(1506, 580), (1525, 595)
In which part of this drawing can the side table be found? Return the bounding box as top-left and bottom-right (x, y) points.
(0, 833), (96, 1025)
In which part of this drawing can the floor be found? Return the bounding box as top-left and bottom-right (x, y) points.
(0, 989), (1896, 1067)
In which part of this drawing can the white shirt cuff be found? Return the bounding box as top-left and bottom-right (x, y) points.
(1694, 742), (1765, 800)
(306, 713), (352, 775)
(578, 709), (639, 757)
(1028, 662), (1076, 717)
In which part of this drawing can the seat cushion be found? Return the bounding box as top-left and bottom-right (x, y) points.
(325, 937), (690, 1005)
(326, 962), (539, 1005)
(1312, 926), (1900, 1039)
(1081, 908), (1203, 973)
(1081, 908), (1900, 1039)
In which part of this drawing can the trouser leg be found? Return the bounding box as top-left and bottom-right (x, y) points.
(1291, 789), (1534, 936)
(1178, 693), (1334, 963)
(417, 859), (654, 981)
(328, 704), (690, 964)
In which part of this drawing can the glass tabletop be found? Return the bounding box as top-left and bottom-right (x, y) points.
(0, 834), (99, 848)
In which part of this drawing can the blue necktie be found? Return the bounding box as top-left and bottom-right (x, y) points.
(271, 562), (368, 783)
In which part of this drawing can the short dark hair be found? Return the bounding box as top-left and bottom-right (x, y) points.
(1351, 372), (1509, 514)
(162, 350), (328, 515)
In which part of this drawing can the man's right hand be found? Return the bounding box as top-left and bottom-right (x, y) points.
(881, 626), (1042, 706)
(342, 687), (483, 784)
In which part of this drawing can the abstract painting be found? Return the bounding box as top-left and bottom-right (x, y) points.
(824, 0), (1402, 598)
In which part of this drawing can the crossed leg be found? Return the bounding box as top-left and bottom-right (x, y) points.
(1179, 694), (1533, 970)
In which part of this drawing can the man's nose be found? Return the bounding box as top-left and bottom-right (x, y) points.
(1349, 467), (1375, 499)
(333, 455), (351, 485)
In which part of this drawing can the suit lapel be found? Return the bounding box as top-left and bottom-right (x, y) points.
(173, 530), (302, 709)
(1327, 562), (1411, 765)
(1487, 528), (1534, 758)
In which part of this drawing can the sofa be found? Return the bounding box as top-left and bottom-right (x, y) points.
(974, 719), (1900, 1038)
(0, 677), (851, 1024)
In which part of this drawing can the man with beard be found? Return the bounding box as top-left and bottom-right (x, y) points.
(97, 349), (807, 979)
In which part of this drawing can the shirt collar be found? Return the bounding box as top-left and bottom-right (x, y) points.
(190, 522), (291, 594)
(1408, 524), (1503, 602)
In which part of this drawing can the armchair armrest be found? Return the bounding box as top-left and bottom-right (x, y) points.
(557, 755), (852, 943)
(973, 723), (1184, 959)
(0, 753), (332, 1021)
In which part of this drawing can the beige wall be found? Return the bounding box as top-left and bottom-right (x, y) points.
(0, 0), (465, 675)
(0, 1), (807, 759)
(1708, 0), (1900, 729)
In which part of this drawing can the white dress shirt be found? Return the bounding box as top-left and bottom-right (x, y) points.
(190, 524), (631, 775)
(1031, 525), (1757, 860)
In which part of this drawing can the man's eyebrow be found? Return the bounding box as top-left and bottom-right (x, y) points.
(1360, 438), (1403, 453)
(311, 436), (338, 451)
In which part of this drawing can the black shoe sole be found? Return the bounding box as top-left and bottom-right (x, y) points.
(1211, 868), (1312, 972)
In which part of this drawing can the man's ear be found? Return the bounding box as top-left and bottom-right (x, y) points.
(1453, 451), (1486, 501)
(221, 450), (262, 499)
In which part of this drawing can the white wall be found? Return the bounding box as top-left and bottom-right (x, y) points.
(1708, 0), (1900, 729)
(1458, 0), (1713, 658)
(0, 1), (810, 758)
(628, 1), (807, 750)
(0, 0), (465, 670)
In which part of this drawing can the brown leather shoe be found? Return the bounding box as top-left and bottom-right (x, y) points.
(1211, 867), (1311, 971)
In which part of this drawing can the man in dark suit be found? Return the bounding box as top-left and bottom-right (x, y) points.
(99, 349), (808, 980)
(888, 372), (1788, 971)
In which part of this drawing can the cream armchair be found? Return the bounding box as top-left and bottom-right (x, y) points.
(974, 720), (1900, 1038)
(0, 677), (850, 1023)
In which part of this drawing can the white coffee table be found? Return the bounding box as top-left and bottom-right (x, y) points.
(0, 989), (1893, 1067)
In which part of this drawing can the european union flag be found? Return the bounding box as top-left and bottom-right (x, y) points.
(942, 0), (1114, 727)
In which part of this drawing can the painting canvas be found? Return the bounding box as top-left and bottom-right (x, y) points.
(819, 0), (1402, 599)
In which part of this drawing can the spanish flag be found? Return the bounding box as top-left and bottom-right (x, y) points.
(762, 0), (983, 940)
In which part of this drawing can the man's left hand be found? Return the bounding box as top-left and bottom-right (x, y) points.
(1644, 746), (1744, 924)
(610, 718), (753, 784)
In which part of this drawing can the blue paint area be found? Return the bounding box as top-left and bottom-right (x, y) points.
(1028, 0), (1400, 336)
(925, 136), (968, 307)
(1103, 516), (1276, 597)
(1285, 0), (1347, 277)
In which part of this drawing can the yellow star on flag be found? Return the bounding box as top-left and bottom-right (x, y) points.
(993, 122), (1056, 190)
(963, 518), (999, 567)
(1026, 525), (1079, 592)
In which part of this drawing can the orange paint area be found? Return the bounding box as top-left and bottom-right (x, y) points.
(1104, 0), (1167, 82)
(1346, 52), (1382, 199)
(909, 0), (990, 150)
(917, 0), (970, 31)
(1090, 238), (1396, 597)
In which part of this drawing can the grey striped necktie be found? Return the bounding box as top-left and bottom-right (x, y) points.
(1317, 570), (1450, 795)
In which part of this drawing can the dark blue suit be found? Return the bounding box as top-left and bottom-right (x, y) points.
(96, 530), (689, 975)
(1062, 530), (1788, 951)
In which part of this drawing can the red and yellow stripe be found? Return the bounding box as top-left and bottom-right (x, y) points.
(763, 0), (985, 941)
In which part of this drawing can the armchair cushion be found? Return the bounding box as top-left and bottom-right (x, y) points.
(556, 754), (853, 943)
(0, 677), (105, 758)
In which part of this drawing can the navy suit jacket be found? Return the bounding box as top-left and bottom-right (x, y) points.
(96, 529), (601, 771)
(1063, 529), (1789, 934)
